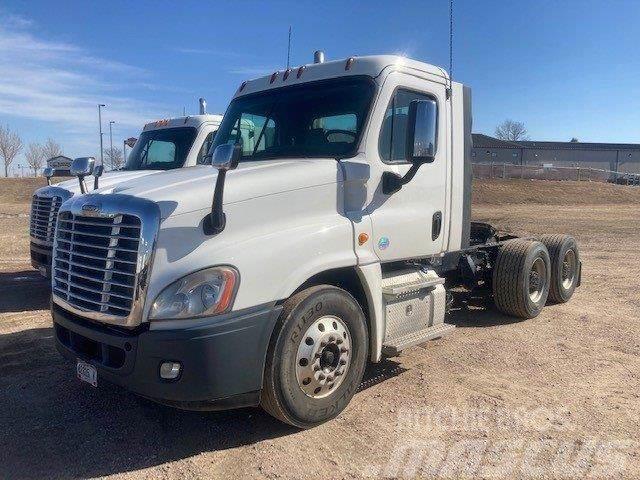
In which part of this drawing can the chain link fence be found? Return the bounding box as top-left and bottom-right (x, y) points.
(472, 163), (640, 186)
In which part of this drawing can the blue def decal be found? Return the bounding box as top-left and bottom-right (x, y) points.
(378, 236), (390, 250)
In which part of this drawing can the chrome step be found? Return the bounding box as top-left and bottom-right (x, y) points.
(382, 322), (455, 357)
(381, 269), (444, 299)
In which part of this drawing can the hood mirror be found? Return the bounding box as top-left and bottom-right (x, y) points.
(93, 164), (104, 190)
(70, 157), (95, 194)
(43, 166), (54, 186)
(203, 144), (241, 235)
(210, 143), (241, 171)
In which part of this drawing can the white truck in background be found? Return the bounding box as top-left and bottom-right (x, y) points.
(50, 54), (581, 428)
(29, 100), (222, 276)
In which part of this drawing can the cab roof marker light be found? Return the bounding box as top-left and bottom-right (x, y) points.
(283, 68), (292, 81)
(297, 65), (306, 78)
(270, 71), (279, 84)
(345, 57), (355, 71)
(239, 81), (247, 92)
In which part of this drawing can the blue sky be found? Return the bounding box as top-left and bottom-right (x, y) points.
(1, 0), (639, 173)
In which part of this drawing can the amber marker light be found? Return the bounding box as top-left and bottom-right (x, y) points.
(358, 233), (369, 245)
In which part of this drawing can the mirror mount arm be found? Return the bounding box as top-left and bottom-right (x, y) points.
(77, 175), (87, 194)
(382, 162), (423, 195)
(203, 171), (227, 235)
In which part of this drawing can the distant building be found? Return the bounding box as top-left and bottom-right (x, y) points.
(47, 155), (73, 176)
(472, 134), (640, 173)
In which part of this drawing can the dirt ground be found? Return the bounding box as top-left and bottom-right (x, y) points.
(0, 179), (638, 479)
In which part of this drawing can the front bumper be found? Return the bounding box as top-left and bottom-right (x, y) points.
(53, 302), (282, 410)
(30, 241), (52, 277)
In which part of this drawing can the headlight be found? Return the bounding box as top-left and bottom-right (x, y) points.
(149, 266), (239, 320)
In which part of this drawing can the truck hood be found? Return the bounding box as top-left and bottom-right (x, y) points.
(55, 170), (162, 195)
(109, 159), (341, 219)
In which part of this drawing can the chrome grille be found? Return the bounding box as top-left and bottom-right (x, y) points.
(30, 194), (63, 244)
(52, 211), (141, 318)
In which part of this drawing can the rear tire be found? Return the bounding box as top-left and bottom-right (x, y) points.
(540, 234), (580, 303)
(492, 239), (551, 319)
(261, 285), (368, 428)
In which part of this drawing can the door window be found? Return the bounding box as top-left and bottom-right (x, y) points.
(196, 130), (217, 164)
(379, 89), (437, 163)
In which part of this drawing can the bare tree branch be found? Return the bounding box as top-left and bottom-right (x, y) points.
(495, 119), (529, 142)
(0, 125), (23, 177)
(103, 147), (124, 170)
(41, 138), (63, 160)
(25, 142), (45, 176)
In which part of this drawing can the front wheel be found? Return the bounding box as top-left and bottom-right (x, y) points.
(261, 285), (368, 428)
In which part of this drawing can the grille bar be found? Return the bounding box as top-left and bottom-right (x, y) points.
(30, 194), (62, 244)
(52, 211), (141, 318)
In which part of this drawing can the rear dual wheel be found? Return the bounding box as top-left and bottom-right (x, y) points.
(540, 234), (580, 303)
(492, 239), (551, 319)
(261, 285), (368, 428)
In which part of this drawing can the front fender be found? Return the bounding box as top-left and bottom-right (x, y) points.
(144, 182), (356, 320)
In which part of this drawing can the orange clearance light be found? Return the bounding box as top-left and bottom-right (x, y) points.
(270, 71), (279, 84)
(297, 65), (306, 78)
(358, 233), (369, 245)
(283, 68), (292, 80)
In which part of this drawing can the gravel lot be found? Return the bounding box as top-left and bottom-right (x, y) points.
(0, 179), (638, 479)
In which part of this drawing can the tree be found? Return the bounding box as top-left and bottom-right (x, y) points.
(25, 143), (45, 176)
(103, 146), (124, 170)
(0, 125), (23, 177)
(41, 138), (63, 160)
(495, 119), (529, 142)
(570, 137), (579, 143)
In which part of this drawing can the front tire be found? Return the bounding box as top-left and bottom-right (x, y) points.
(261, 285), (368, 428)
(492, 239), (551, 319)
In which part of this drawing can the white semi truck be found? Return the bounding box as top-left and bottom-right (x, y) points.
(50, 54), (580, 428)
(29, 101), (222, 276)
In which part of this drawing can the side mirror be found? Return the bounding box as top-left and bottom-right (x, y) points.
(382, 99), (438, 195)
(43, 166), (54, 186)
(203, 144), (241, 235)
(70, 157), (95, 194)
(93, 164), (104, 190)
(406, 99), (437, 164)
(210, 143), (241, 171)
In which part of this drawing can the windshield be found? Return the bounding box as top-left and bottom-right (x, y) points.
(123, 127), (197, 171)
(211, 76), (375, 160)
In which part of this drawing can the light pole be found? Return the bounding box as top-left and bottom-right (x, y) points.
(98, 104), (106, 165)
(109, 121), (115, 168)
(123, 139), (127, 166)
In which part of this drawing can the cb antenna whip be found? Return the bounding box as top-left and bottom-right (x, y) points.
(286, 26), (292, 69)
(449, 0), (453, 84)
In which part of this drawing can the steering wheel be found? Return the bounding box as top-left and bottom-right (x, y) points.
(324, 129), (356, 142)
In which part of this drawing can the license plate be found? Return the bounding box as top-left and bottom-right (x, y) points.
(76, 360), (97, 387)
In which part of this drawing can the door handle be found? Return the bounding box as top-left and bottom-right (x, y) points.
(432, 211), (442, 240)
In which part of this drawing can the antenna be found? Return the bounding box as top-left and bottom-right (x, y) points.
(286, 26), (292, 68)
(449, 0), (453, 84)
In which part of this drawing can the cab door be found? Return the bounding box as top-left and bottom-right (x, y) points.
(365, 73), (449, 262)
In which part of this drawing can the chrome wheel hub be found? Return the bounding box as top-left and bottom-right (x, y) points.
(529, 257), (547, 303)
(295, 315), (351, 398)
(561, 249), (577, 289)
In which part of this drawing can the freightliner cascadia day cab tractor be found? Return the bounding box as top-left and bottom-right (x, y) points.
(29, 99), (222, 277)
(50, 54), (581, 428)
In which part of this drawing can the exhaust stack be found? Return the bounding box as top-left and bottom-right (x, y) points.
(313, 50), (325, 64)
(199, 98), (207, 115)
